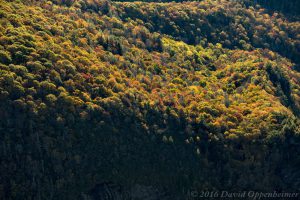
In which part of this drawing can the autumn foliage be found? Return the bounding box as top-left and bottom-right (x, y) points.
(0, 0), (299, 199)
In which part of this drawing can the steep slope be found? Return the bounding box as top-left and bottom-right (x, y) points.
(0, 0), (300, 199)
(115, 0), (300, 66)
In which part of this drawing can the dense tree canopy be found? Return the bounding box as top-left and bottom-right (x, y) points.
(0, 0), (299, 199)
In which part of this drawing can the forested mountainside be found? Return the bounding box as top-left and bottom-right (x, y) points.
(0, 0), (300, 199)
(247, 0), (300, 16)
(113, 0), (300, 16)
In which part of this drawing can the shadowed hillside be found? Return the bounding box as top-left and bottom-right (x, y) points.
(0, 0), (299, 199)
